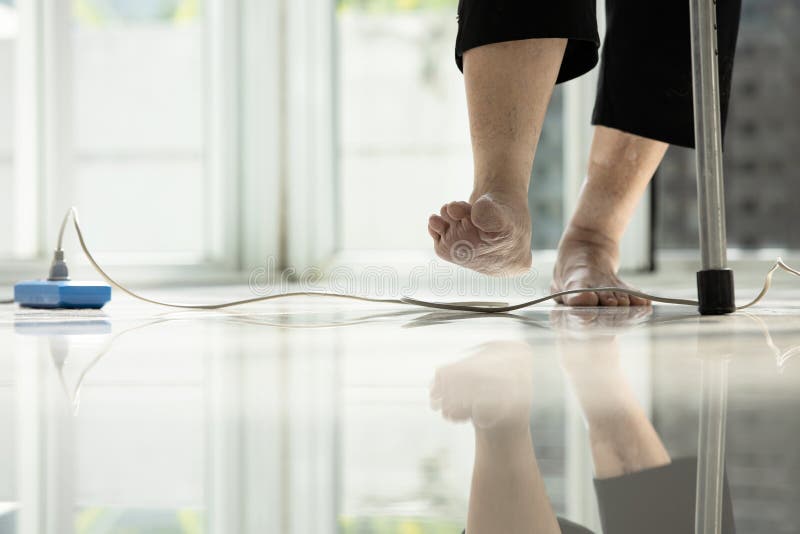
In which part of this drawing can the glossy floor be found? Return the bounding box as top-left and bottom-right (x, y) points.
(1, 285), (800, 534)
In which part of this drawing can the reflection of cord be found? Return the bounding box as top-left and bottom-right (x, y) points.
(778, 346), (800, 370)
(743, 312), (800, 371)
(229, 309), (422, 329)
(49, 207), (800, 313)
(0, 299), (14, 305)
(65, 318), (172, 414)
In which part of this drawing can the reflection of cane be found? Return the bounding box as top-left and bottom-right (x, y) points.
(695, 355), (729, 534)
(690, 0), (735, 315)
(692, 313), (738, 534)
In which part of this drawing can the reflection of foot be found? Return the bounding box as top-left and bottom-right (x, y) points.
(556, 331), (622, 378)
(552, 325), (630, 424)
(552, 225), (650, 307)
(430, 341), (533, 431)
(428, 192), (531, 276)
(554, 327), (673, 477)
(549, 306), (653, 333)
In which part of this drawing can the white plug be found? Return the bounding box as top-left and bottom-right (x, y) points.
(48, 250), (70, 281)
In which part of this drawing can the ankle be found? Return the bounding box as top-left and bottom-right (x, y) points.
(475, 421), (531, 450)
(469, 183), (529, 206)
(470, 166), (530, 204)
(559, 224), (620, 255)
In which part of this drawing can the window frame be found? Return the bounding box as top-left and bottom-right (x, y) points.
(1, 0), (283, 286)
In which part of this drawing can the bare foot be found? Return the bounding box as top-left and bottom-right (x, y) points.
(427, 191), (531, 276)
(551, 226), (650, 307)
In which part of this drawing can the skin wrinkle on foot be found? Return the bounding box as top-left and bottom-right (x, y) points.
(429, 195), (532, 276)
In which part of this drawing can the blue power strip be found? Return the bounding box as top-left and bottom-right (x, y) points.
(14, 280), (112, 309)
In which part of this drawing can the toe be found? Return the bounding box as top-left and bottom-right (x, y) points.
(440, 205), (457, 224)
(563, 292), (600, 307)
(614, 291), (631, 306)
(428, 225), (441, 241)
(428, 214), (449, 235)
(625, 290), (650, 306)
(612, 284), (649, 306)
(550, 284), (566, 304)
(471, 195), (509, 234)
(442, 399), (470, 421)
(597, 291), (618, 306)
(446, 201), (471, 220)
(561, 282), (601, 306)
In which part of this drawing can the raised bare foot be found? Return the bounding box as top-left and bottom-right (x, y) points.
(427, 191), (531, 276)
(551, 226), (650, 307)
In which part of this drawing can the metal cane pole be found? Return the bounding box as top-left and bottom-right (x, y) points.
(690, 0), (736, 315)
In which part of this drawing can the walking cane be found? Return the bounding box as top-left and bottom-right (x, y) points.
(690, 0), (736, 316)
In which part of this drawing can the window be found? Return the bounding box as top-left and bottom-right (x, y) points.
(3, 0), (569, 281)
(656, 0), (800, 253)
(335, 0), (565, 257)
(0, 0), (245, 280)
(0, 0), (16, 258)
(69, 0), (209, 262)
(336, 0), (471, 253)
(530, 88), (565, 251)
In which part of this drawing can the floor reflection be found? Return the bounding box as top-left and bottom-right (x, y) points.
(1, 300), (799, 533)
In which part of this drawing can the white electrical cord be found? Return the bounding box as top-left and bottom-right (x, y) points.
(64, 209), (403, 309)
(407, 257), (800, 313)
(9, 207), (800, 313)
(734, 259), (800, 310)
